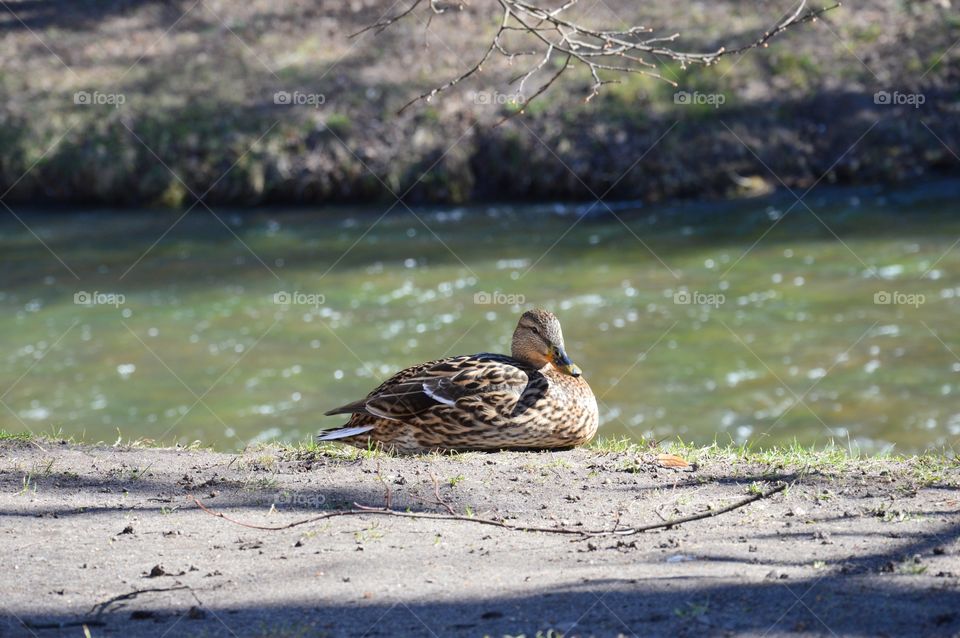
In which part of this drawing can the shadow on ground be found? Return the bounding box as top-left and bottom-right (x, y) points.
(5, 561), (960, 637)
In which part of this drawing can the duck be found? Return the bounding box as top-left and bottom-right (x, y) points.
(317, 308), (599, 453)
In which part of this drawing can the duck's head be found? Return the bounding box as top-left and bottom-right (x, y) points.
(512, 308), (582, 377)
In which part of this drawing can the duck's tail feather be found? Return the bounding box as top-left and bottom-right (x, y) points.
(323, 399), (370, 416)
(316, 425), (375, 441)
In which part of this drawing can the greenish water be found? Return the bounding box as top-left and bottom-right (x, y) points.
(3, 183), (960, 453)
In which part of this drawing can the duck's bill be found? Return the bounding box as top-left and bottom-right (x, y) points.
(551, 347), (583, 377)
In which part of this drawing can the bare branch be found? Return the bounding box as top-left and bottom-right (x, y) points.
(366, 0), (841, 114)
(350, 0), (426, 38)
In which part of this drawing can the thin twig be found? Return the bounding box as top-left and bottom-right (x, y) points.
(375, 460), (393, 509)
(192, 482), (786, 538)
(82, 585), (191, 620)
(376, 0), (840, 113)
(350, 0), (426, 38)
(428, 469), (457, 515)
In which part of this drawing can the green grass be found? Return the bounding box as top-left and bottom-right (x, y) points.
(0, 430), (33, 442)
(0, 427), (211, 451)
(588, 435), (958, 485)
(2, 431), (957, 484)
(294, 438), (395, 460)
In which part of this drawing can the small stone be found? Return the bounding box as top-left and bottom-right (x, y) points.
(814, 531), (833, 544)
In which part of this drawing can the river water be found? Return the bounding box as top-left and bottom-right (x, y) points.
(3, 181), (959, 452)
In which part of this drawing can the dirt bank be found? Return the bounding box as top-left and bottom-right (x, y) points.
(1, 439), (958, 637)
(1, 0), (958, 206)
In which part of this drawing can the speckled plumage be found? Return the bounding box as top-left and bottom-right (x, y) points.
(318, 310), (599, 453)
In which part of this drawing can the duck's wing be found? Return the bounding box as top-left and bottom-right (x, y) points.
(323, 354), (532, 421)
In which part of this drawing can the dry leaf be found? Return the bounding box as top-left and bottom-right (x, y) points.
(656, 453), (691, 469)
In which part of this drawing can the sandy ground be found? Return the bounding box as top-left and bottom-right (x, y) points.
(0, 440), (958, 638)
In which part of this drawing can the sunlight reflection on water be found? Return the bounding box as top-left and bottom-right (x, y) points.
(3, 184), (960, 452)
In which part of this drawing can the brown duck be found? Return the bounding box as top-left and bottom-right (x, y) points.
(318, 309), (599, 453)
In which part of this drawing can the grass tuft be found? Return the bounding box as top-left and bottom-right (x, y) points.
(2, 431), (956, 486)
(0, 430), (33, 442)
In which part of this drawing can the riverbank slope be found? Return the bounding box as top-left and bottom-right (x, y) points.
(1, 0), (958, 207)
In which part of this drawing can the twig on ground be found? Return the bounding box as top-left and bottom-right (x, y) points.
(375, 460), (393, 510)
(428, 470), (457, 515)
(192, 482), (786, 538)
(87, 585), (190, 617)
(22, 585), (194, 630)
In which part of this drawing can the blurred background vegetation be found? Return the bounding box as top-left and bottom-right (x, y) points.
(0, 0), (957, 206)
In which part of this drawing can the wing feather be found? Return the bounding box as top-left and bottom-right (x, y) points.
(327, 354), (532, 420)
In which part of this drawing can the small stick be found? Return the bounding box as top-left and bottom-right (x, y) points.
(428, 470), (457, 515)
(192, 482), (786, 538)
(375, 461), (393, 509)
